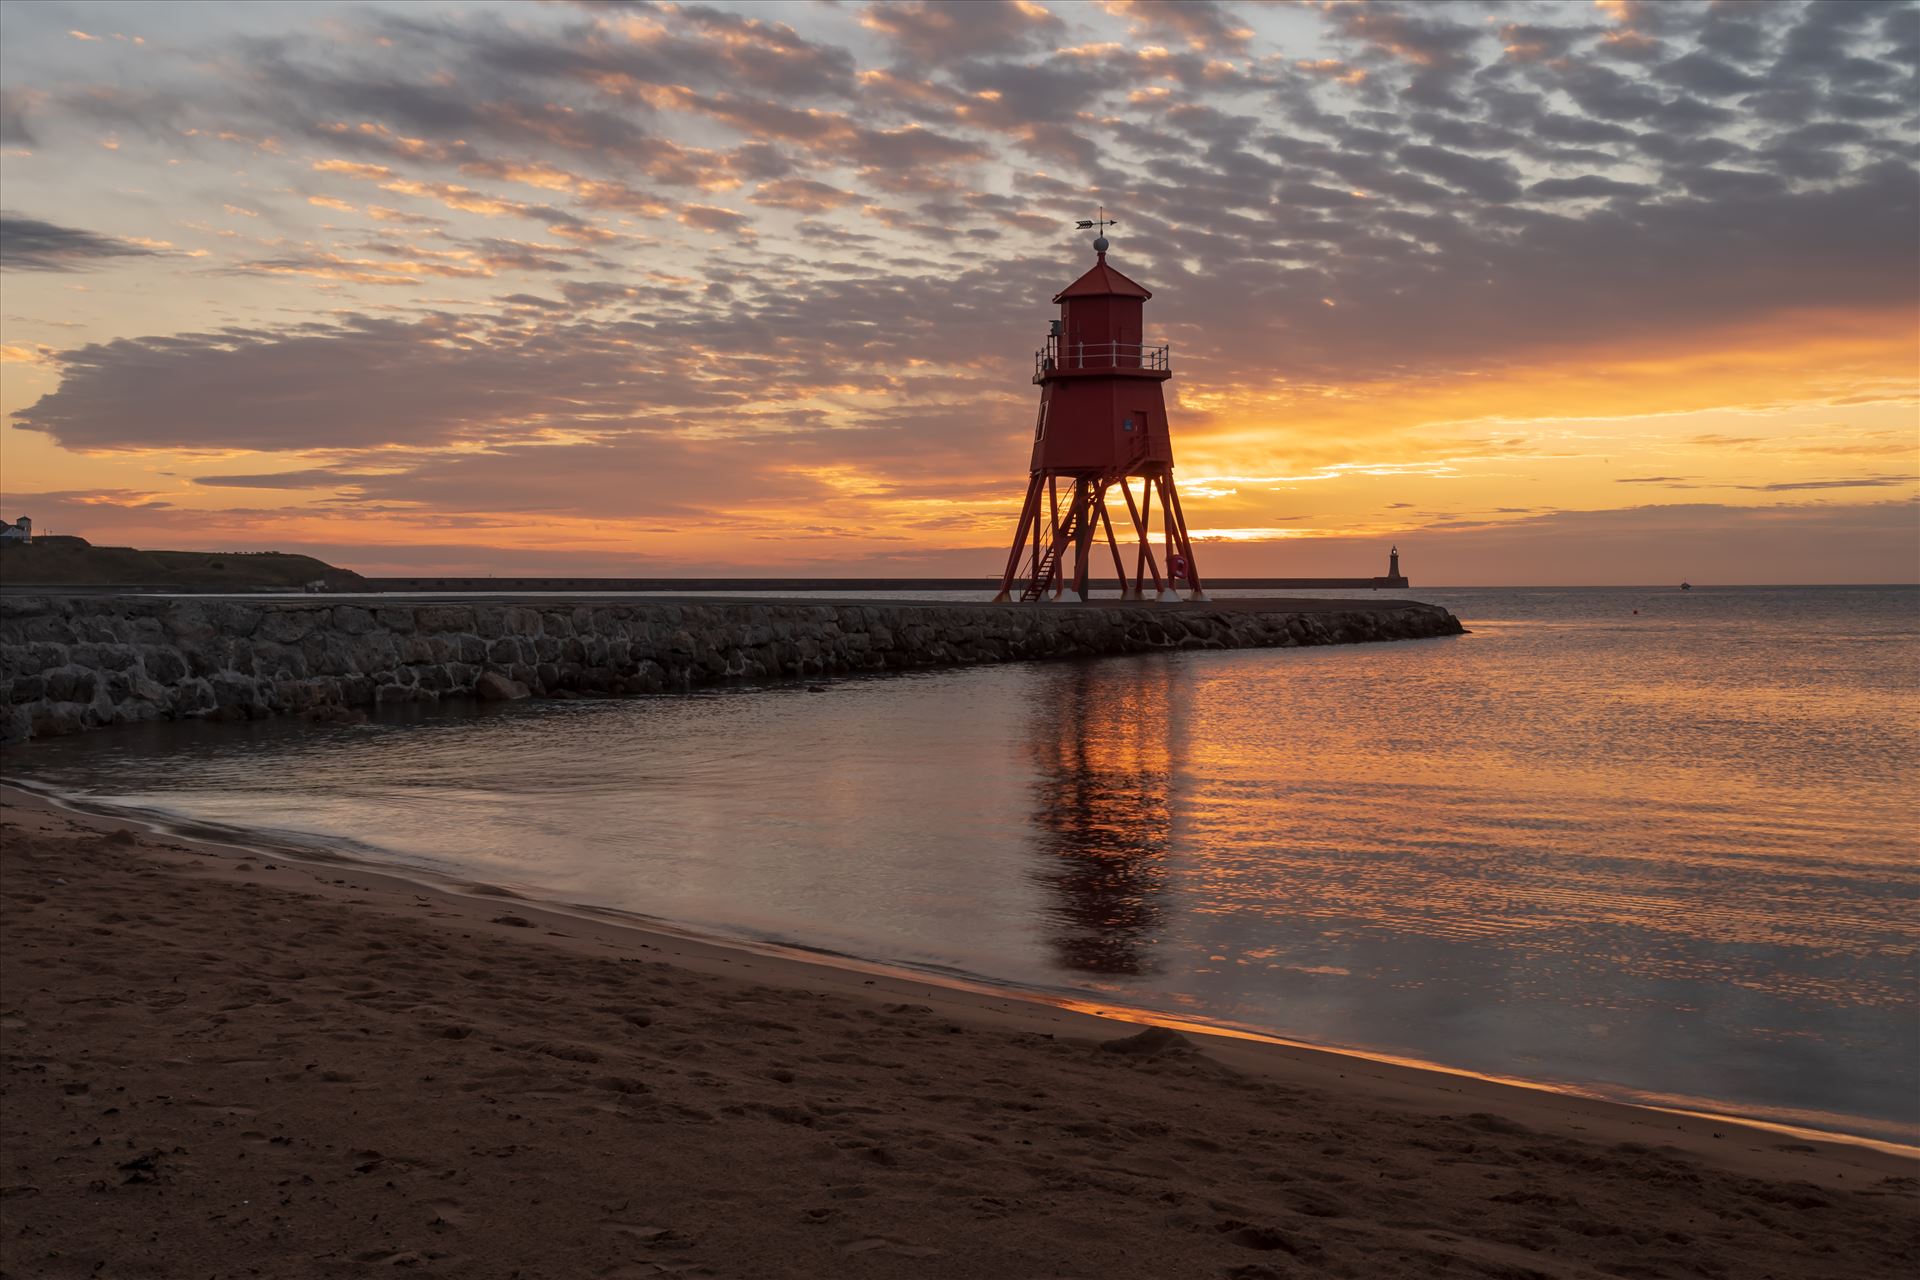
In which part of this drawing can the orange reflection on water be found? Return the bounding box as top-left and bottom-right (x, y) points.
(1024, 663), (1181, 977)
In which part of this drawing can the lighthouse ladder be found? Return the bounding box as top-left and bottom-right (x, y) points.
(1020, 503), (1084, 602)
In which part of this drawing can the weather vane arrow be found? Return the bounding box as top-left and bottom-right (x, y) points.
(1075, 207), (1117, 234)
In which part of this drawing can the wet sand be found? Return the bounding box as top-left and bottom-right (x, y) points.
(2, 786), (1914, 1278)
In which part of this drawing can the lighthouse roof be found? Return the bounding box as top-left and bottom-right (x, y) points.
(1052, 254), (1152, 302)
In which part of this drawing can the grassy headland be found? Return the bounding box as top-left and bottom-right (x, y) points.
(0, 541), (365, 591)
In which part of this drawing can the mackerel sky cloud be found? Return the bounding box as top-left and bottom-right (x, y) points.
(0, 0), (1914, 582)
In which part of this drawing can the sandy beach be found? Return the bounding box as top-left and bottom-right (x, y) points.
(2, 785), (1914, 1279)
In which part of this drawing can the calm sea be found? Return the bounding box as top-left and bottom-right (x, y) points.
(9, 586), (1918, 1143)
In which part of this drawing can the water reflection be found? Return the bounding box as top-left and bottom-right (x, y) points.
(1025, 662), (1179, 976)
(9, 587), (1917, 1141)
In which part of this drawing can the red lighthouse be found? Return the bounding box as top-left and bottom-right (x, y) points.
(993, 224), (1205, 603)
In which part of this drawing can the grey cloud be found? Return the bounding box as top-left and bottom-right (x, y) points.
(862, 1), (1064, 64)
(0, 213), (158, 272)
(1649, 94), (1739, 134)
(193, 469), (387, 491)
(1396, 500), (1919, 585)
(1496, 23), (1593, 65)
(1107, 0), (1252, 53)
(1633, 133), (1746, 167)
(1520, 108), (1643, 146)
(1657, 51), (1764, 96)
(947, 57), (1114, 130)
(1527, 176), (1654, 200)
(1546, 61), (1668, 122)
(1407, 112), (1527, 154)
(1670, 166), (1789, 200)
(1402, 67), (1475, 113)
(1822, 91), (1911, 120)
(11, 315), (748, 451)
(558, 281), (643, 308)
(1697, 4), (1780, 64)
(400, 4), (856, 100)
(1738, 476), (1914, 492)
(748, 178), (858, 212)
(1331, 3), (1485, 75)
(8, 0), (1919, 479)
(8, 243), (1060, 458)
(1887, 3), (1920, 66)
(1772, 0), (1890, 81)
(1738, 83), (1826, 124)
(1395, 144), (1523, 202)
(0, 89), (35, 145)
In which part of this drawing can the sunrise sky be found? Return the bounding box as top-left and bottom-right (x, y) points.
(0, 0), (1914, 583)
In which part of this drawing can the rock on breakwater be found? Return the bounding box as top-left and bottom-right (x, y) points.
(0, 595), (1464, 743)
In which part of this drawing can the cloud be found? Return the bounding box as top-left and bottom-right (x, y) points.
(1527, 175), (1655, 200)
(1332, 2), (1485, 78)
(677, 204), (754, 236)
(9, 314), (735, 452)
(747, 178), (859, 212)
(1738, 476), (1913, 492)
(0, 89), (37, 145)
(1394, 144), (1523, 202)
(1657, 50), (1765, 96)
(1400, 499), (1920, 585)
(1101, 1), (1252, 53)
(2, 0), (1916, 579)
(861, 1), (1064, 64)
(0, 213), (160, 271)
(193, 469), (386, 491)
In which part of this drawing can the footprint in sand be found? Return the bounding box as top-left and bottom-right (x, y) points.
(600, 1221), (681, 1244)
(838, 1237), (943, 1258)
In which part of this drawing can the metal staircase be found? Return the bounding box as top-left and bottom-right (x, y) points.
(1020, 501), (1084, 602)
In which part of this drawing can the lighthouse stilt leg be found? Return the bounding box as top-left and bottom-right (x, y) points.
(1071, 479), (1096, 602)
(1124, 477), (1162, 600)
(993, 474), (1044, 602)
(1096, 488), (1128, 598)
(1163, 475), (1208, 601)
(1154, 474), (1182, 602)
(1119, 480), (1143, 599)
(1043, 478), (1064, 600)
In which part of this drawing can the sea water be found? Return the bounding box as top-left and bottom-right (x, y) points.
(9, 586), (1917, 1143)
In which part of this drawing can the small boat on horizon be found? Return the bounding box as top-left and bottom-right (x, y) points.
(1681, 582), (1693, 591)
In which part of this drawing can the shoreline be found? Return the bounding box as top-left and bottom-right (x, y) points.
(5, 782), (1915, 1278)
(7, 780), (1913, 1168)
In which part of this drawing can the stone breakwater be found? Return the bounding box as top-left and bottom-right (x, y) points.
(1, 595), (1464, 743)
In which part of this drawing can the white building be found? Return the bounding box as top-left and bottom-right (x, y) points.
(0, 517), (29, 543)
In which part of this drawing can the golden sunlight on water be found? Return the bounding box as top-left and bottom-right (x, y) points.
(12, 587), (1918, 1142)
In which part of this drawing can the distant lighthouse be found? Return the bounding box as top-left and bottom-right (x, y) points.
(994, 218), (1204, 603)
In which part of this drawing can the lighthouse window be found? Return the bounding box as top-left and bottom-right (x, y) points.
(1122, 416), (1135, 431)
(1035, 401), (1049, 441)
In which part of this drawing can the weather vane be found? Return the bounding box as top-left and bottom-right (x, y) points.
(1075, 207), (1118, 236)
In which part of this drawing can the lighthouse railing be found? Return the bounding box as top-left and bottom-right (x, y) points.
(1034, 338), (1171, 379)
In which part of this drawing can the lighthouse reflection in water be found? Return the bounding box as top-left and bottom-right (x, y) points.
(13, 586), (1919, 1143)
(1026, 664), (1176, 977)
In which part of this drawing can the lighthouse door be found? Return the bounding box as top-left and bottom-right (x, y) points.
(1129, 407), (1152, 465)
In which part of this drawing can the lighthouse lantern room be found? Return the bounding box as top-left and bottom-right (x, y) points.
(994, 221), (1204, 603)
